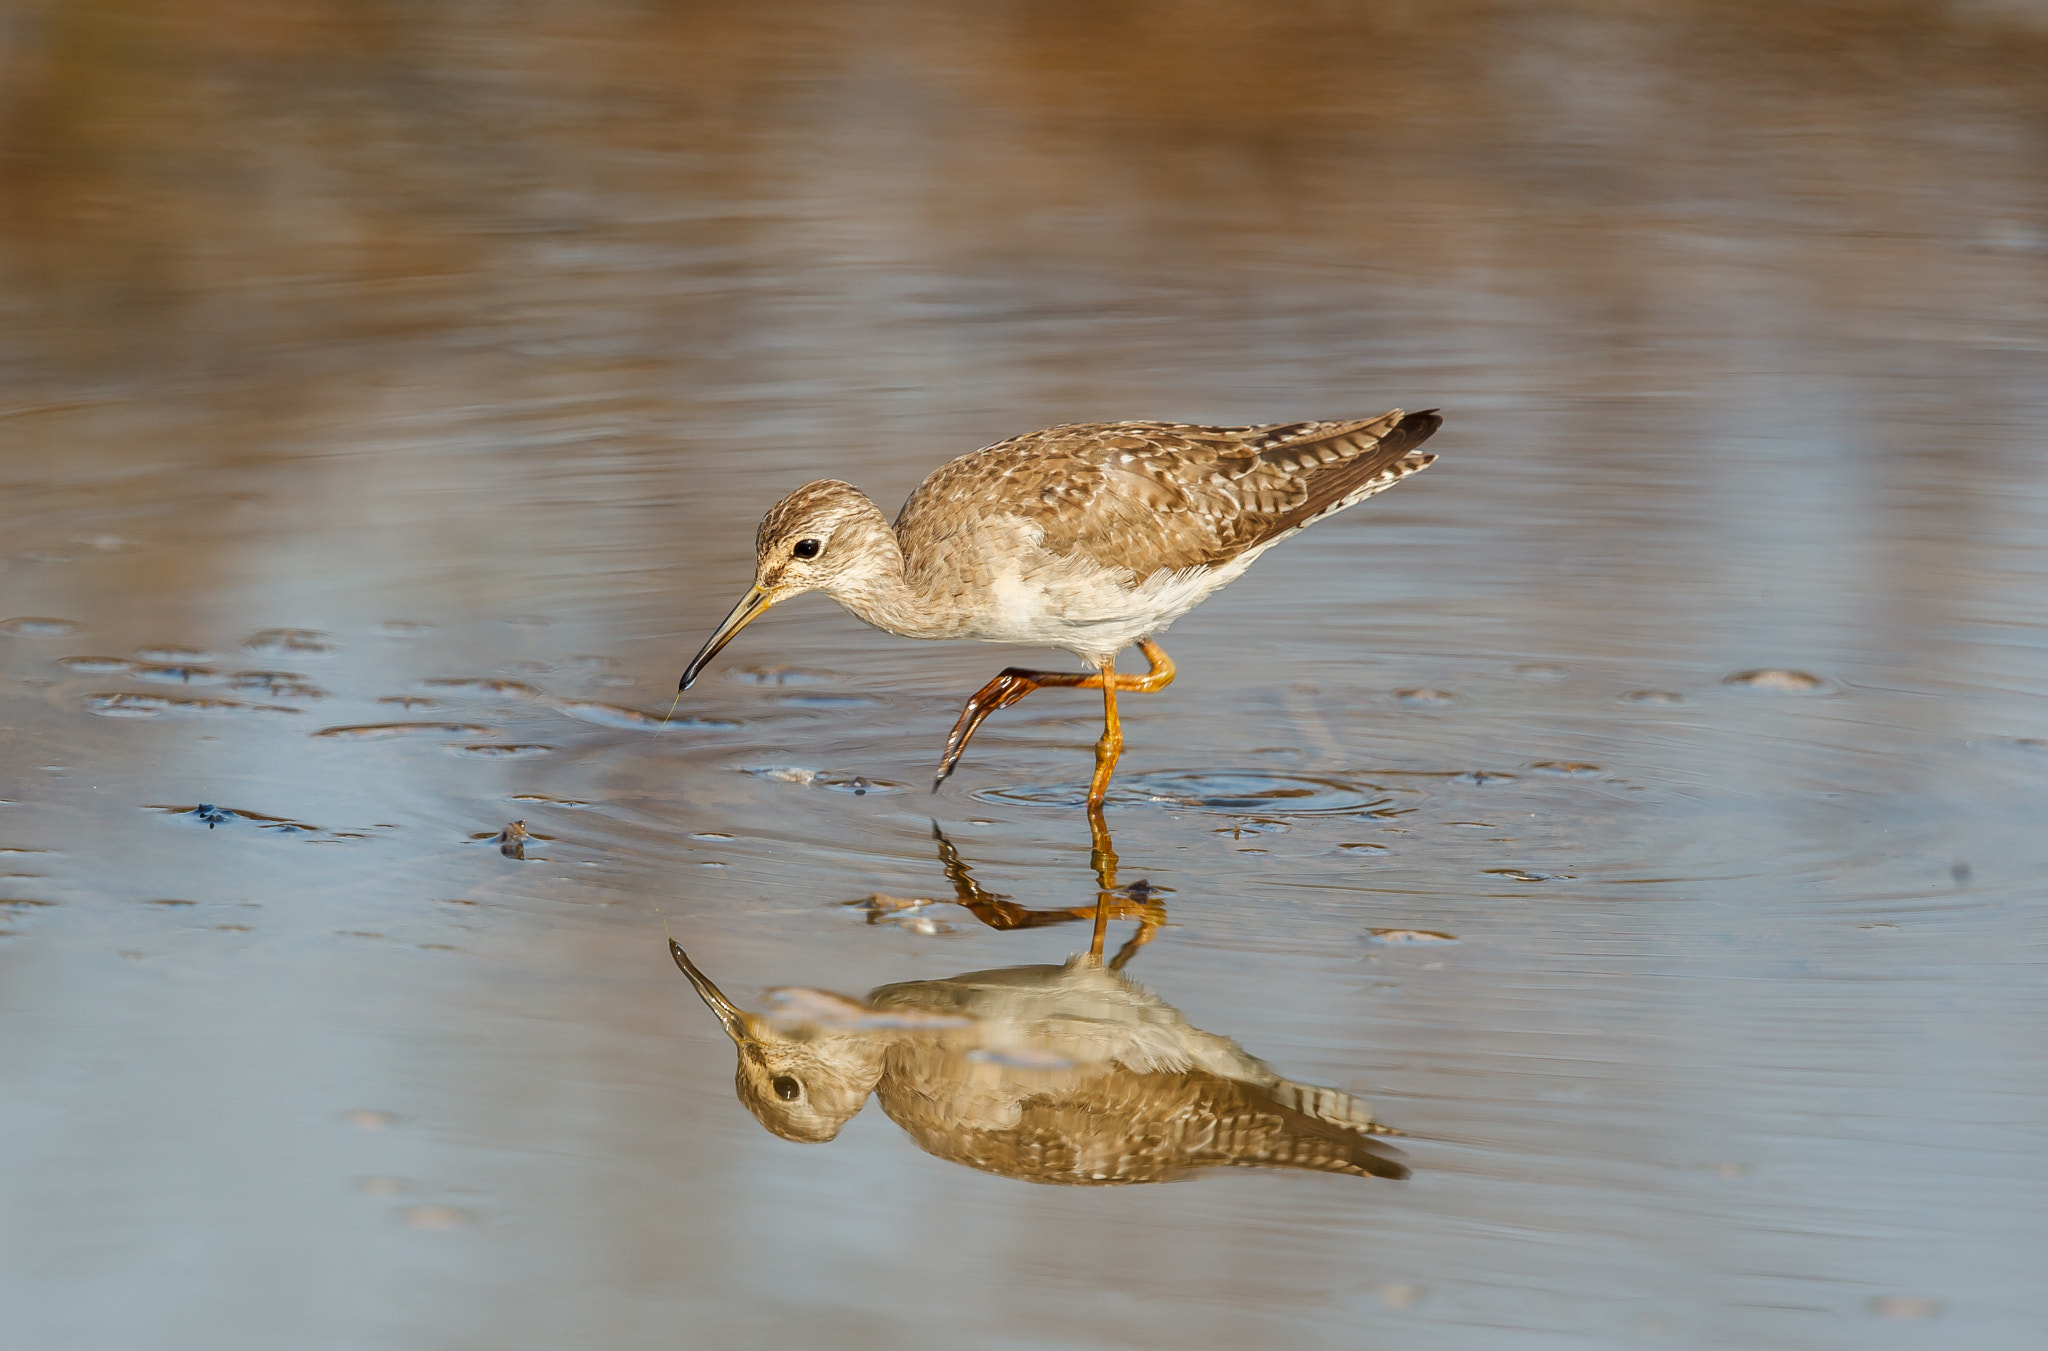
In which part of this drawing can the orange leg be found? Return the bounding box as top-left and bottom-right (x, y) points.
(933, 639), (1176, 797)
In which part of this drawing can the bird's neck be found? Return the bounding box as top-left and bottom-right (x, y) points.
(821, 507), (955, 640)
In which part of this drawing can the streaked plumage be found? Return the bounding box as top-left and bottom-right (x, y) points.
(672, 941), (1408, 1186)
(680, 407), (1442, 803)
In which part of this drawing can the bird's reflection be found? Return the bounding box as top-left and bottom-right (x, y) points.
(673, 808), (1408, 1184)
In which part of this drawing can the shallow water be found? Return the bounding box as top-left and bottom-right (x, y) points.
(3, 3), (2047, 1347)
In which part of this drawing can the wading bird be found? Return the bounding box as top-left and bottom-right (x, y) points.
(679, 408), (1441, 808)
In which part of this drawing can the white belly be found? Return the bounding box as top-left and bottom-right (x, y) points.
(969, 546), (1262, 664)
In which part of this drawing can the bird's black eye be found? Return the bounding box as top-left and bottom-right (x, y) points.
(772, 1075), (801, 1101)
(792, 538), (822, 560)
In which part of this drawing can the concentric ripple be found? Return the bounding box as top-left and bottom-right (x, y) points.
(977, 769), (1410, 815)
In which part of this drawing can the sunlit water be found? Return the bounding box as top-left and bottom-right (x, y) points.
(3, 3), (2046, 1348)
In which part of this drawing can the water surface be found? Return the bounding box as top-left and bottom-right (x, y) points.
(2, 3), (2046, 1348)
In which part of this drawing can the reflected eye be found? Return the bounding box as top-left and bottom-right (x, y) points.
(791, 538), (822, 560)
(772, 1075), (801, 1101)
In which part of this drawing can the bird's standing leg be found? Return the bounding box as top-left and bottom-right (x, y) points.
(932, 638), (1177, 793)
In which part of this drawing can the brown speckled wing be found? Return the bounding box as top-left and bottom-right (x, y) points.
(877, 1068), (1410, 1186)
(897, 410), (1441, 581)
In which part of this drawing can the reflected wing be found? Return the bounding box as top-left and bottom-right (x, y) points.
(877, 1065), (1410, 1185)
(898, 410), (1440, 580)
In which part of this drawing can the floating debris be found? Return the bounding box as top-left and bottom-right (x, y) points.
(1724, 668), (1829, 693)
(495, 821), (530, 859)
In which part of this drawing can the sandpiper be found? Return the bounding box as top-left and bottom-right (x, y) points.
(680, 408), (1441, 807)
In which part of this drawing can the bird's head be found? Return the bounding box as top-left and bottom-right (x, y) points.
(678, 480), (893, 691)
(670, 940), (884, 1143)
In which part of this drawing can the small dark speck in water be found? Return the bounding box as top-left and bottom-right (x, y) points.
(1394, 687), (1457, 707)
(131, 664), (227, 685)
(229, 671), (325, 699)
(0, 617), (82, 637)
(1952, 861), (1972, 885)
(244, 628), (337, 657)
(1367, 929), (1458, 945)
(162, 804), (321, 833)
(1622, 689), (1687, 705)
(1213, 818), (1289, 838)
(377, 697), (439, 709)
(745, 766), (905, 794)
(1454, 771), (1517, 785)
(1723, 668), (1831, 693)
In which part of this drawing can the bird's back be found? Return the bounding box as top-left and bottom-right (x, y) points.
(895, 410), (1441, 587)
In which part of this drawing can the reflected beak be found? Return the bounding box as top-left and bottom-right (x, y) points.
(671, 939), (752, 1043)
(679, 585), (775, 691)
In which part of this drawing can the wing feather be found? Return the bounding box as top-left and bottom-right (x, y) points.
(897, 409), (1441, 581)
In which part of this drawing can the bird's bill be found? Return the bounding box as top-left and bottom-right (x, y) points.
(679, 584), (775, 691)
(670, 939), (752, 1043)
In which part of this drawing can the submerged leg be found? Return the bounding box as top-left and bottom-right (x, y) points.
(932, 639), (1177, 793)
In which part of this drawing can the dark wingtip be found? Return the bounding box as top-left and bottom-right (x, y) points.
(669, 937), (690, 972)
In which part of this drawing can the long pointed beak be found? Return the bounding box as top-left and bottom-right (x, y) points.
(679, 585), (775, 691)
(671, 939), (751, 1043)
